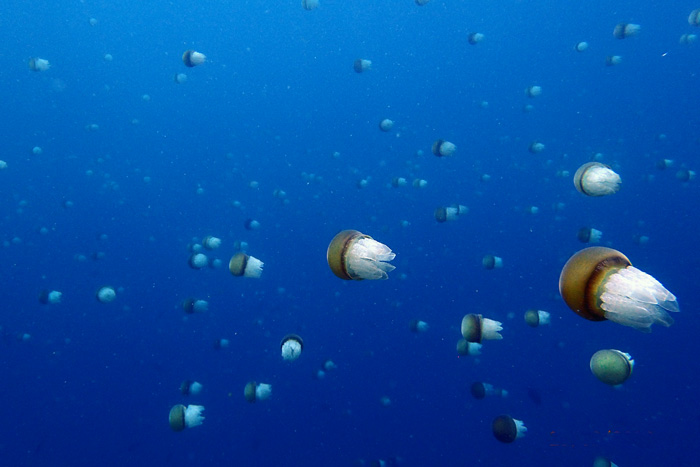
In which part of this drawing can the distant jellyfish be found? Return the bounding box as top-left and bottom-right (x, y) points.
(470, 382), (508, 399)
(523, 103), (534, 112)
(559, 247), (679, 332)
(679, 33), (697, 45)
(593, 456), (619, 467)
(605, 55), (622, 66)
(633, 234), (650, 246)
(214, 338), (229, 349)
(573, 162), (621, 196)
(468, 33), (485, 45)
(432, 139), (457, 157)
(415, 0), (430, 5)
(613, 23), (641, 39)
(482, 254), (503, 270)
(244, 218), (261, 230)
(327, 230), (395, 280)
(590, 349), (634, 385)
(575, 41), (589, 52)
(182, 50), (206, 67)
(690, 9), (700, 26)
(174, 73), (188, 84)
(492, 415), (527, 443)
(188, 252), (209, 269)
(528, 141), (545, 154)
(412, 178), (428, 188)
(434, 204), (467, 223)
(244, 381), (272, 402)
(168, 404), (205, 431)
(525, 85), (542, 98)
(281, 334), (304, 361)
(461, 314), (503, 343)
(676, 168), (695, 182)
(577, 227), (603, 244)
(180, 380), (203, 396)
(103, 53), (113, 62)
(656, 159), (674, 170)
(96, 286), (116, 303)
(409, 319), (429, 333)
(39, 289), (62, 305)
(28, 57), (50, 72)
(379, 396), (392, 407)
(378, 119), (394, 132)
(229, 252), (264, 278)
(89, 17), (98, 26)
(202, 236), (221, 250)
(524, 309), (550, 327)
(301, 0), (319, 10)
(456, 339), (482, 356)
(0, 160), (7, 170)
(182, 298), (209, 314)
(391, 177), (407, 188)
(353, 58), (372, 73)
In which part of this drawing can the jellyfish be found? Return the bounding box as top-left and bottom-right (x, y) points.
(690, 9), (700, 26)
(180, 380), (203, 396)
(0, 160), (6, 169)
(680, 33), (697, 45)
(415, 0), (430, 5)
(244, 381), (272, 402)
(301, 0), (319, 10)
(573, 162), (621, 196)
(379, 119), (394, 132)
(590, 349), (633, 386)
(605, 55), (622, 66)
(327, 230), (395, 280)
(182, 50), (206, 67)
(174, 73), (188, 84)
(434, 204), (467, 223)
(524, 309), (550, 327)
(482, 254), (503, 270)
(391, 177), (407, 188)
(456, 339), (482, 356)
(202, 236), (221, 250)
(96, 286), (116, 303)
(412, 179), (428, 188)
(39, 290), (62, 305)
(432, 139), (457, 157)
(461, 314), (503, 342)
(559, 247), (679, 332)
(244, 219), (261, 230)
(168, 404), (205, 431)
(409, 319), (429, 333)
(676, 169), (695, 182)
(188, 253), (209, 269)
(470, 382), (508, 399)
(281, 334), (303, 361)
(492, 415), (527, 443)
(182, 298), (208, 314)
(575, 41), (589, 52)
(353, 59), (372, 73)
(593, 456), (619, 467)
(468, 33), (484, 45)
(528, 141), (545, 154)
(214, 338), (229, 349)
(28, 58), (50, 72)
(577, 227), (603, 244)
(525, 85), (542, 98)
(613, 23), (641, 39)
(229, 252), (264, 278)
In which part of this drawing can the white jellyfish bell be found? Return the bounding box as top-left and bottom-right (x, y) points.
(28, 58), (50, 72)
(281, 334), (304, 361)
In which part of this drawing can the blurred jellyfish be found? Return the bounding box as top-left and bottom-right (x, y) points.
(39, 290), (62, 305)
(229, 252), (264, 278)
(281, 334), (303, 361)
(680, 34), (697, 45)
(412, 178), (428, 188)
(96, 286), (116, 303)
(28, 58), (50, 72)
(605, 55), (622, 66)
(461, 314), (503, 342)
(593, 456), (619, 467)
(353, 59), (372, 73)
(301, 0), (319, 10)
(528, 141), (545, 154)
(180, 380), (203, 396)
(182, 298), (209, 314)
(168, 404), (205, 431)
(525, 85), (542, 98)
(244, 381), (272, 402)
(590, 349), (633, 385)
(524, 309), (550, 327)
(676, 169), (695, 182)
(103, 53), (113, 62)
(327, 230), (395, 280)
(0, 160), (7, 169)
(182, 50), (206, 67)
(244, 219), (261, 230)
(380, 396), (392, 407)
(379, 119), (394, 132)
(391, 177), (407, 188)
(656, 159), (674, 170)
(434, 204), (468, 223)
(470, 382), (508, 399)
(577, 227), (603, 244)
(89, 17), (98, 26)
(468, 33), (485, 45)
(432, 139), (457, 157)
(202, 236), (221, 250)
(690, 9), (700, 26)
(575, 41), (589, 52)
(482, 254), (503, 270)
(32, 147), (43, 155)
(415, 0), (430, 5)
(574, 162), (621, 196)
(174, 73), (188, 84)
(409, 319), (429, 333)
(456, 339), (482, 356)
(214, 338), (229, 349)
(492, 415), (527, 443)
(613, 23), (641, 39)
(188, 252), (209, 269)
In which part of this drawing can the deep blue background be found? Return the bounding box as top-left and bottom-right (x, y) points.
(0, 1), (698, 465)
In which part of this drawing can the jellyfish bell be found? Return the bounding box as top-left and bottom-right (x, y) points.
(656, 159), (673, 170)
(461, 314), (503, 342)
(676, 169), (695, 182)
(188, 252), (209, 269)
(174, 73), (188, 84)
(244, 219), (261, 230)
(432, 139), (457, 157)
(28, 57), (50, 72)
(577, 227), (603, 244)
(281, 334), (304, 361)
(391, 177), (407, 188)
(96, 286), (116, 303)
(528, 141), (545, 154)
(327, 230), (396, 280)
(244, 381), (272, 402)
(182, 50), (206, 67)
(168, 404), (205, 431)
(214, 338), (229, 349)
(575, 41), (589, 52)
(525, 85), (542, 98)
(229, 252), (264, 278)
(379, 119), (394, 132)
(470, 382), (507, 399)
(524, 309), (550, 327)
(468, 33), (485, 45)
(613, 23), (640, 39)
(590, 349), (634, 386)
(202, 236), (221, 250)
(482, 254), (503, 270)
(180, 380), (203, 396)
(492, 415), (527, 443)
(680, 34), (698, 45)
(573, 162), (621, 196)
(559, 247), (679, 332)
(301, 0), (319, 10)
(353, 58), (372, 73)
(182, 298), (208, 314)
(39, 289), (62, 305)
(605, 55), (622, 66)
(456, 338), (482, 356)
(412, 178), (428, 188)
(409, 319), (429, 332)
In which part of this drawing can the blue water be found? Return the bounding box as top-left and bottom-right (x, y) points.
(1, 1), (698, 465)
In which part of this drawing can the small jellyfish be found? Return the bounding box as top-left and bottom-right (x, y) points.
(379, 119), (394, 132)
(301, 0), (319, 10)
(96, 286), (116, 303)
(409, 319), (429, 333)
(656, 159), (674, 170)
(28, 58), (50, 72)
(415, 0), (430, 5)
(188, 252), (209, 269)
(676, 168), (695, 182)
(573, 162), (621, 196)
(39, 290), (62, 305)
(482, 254), (503, 270)
(524, 309), (550, 327)
(593, 456), (619, 467)
(468, 33), (485, 45)
(202, 236), (221, 250)
(690, 9), (700, 26)
(353, 58), (372, 73)
(492, 415), (527, 443)
(244, 219), (261, 230)
(182, 50), (206, 67)
(613, 23), (641, 39)
(412, 178), (428, 188)
(456, 339), (482, 356)
(180, 380), (203, 396)
(174, 73), (188, 84)
(391, 177), (407, 188)
(590, 349), (633, 386)
(528, 141), (545, 154)
(461, 314), (503, 343)
(281, 334), (303, 361)
(229, 252), (264, 278)
(434, 204), (468, 223)
(559, 247), (679, 332)
(575, 41), (589, 52)
(327, 230), (395, 280)
(470, 382), (508, 399)
(182, 298), (208, 314)
(168, 404), (205, 431)
(525, 85), (542, 98)
(605, 55), (622, 66)
(214, 338), (229, 349)
(577, 227), (603, 244)
(432, 139), (457, 157)
(244, 381), (272, 402)
(680, 33), (697, 45)
(0, 160), (6, 169)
